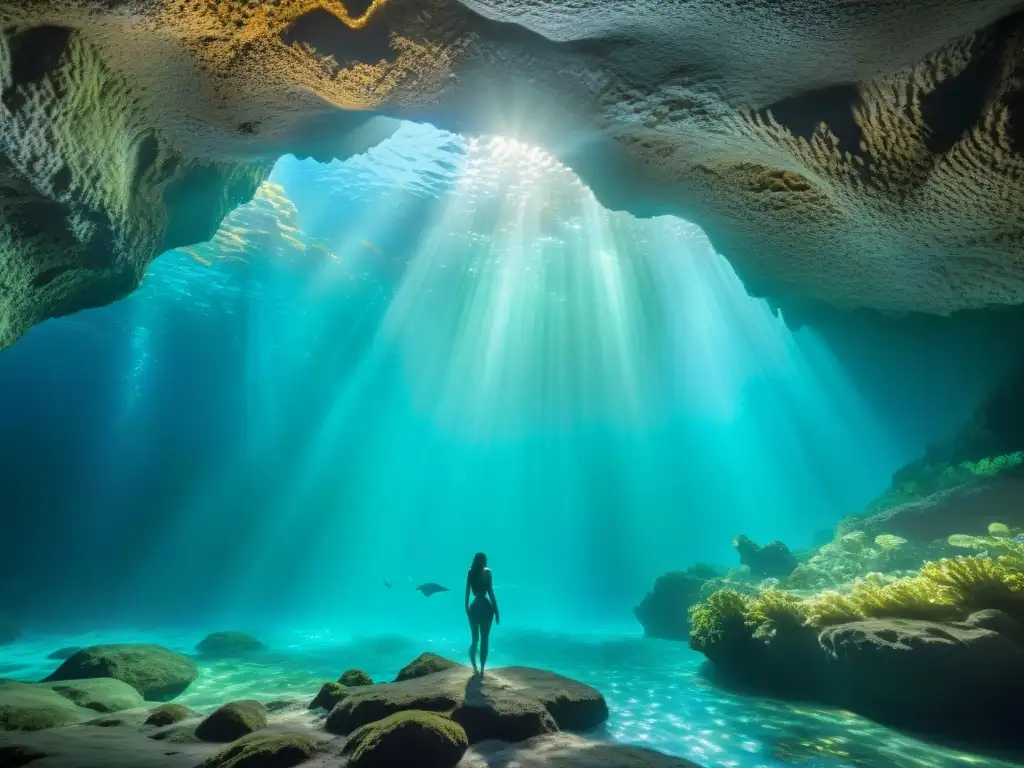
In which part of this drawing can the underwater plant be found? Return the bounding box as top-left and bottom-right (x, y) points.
(988, 522), (1013, 537)
(801, 590), (862, 627)
(873, 534), (907, 551)
(918, 556), (1024, 618)
(783, 530), (927, 592)
(801, 574), (958, 627)
(947, 522), (1024, 577)
(688, 589), (751, 650)
(743, 588), (807, 636)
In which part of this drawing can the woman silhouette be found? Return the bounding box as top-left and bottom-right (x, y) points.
(465, 552), (500, 676)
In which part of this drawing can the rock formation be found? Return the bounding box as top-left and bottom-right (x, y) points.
(733, 535), (798, 579)
(194, 701), (269, 743)
(2, 1), (1024, 346)
(196, 632), (266, 658)
(689, 554), (1024, 745)
(341, 710), (469, 768)
(44, 643), (199, 701)
(634, 564), (717, 640)
(324, 661), (608, 744)
(0, 653), (677, 768)
(395, 652), (460, 682)
(45, 646), (80, 661)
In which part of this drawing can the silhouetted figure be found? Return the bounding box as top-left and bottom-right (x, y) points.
(465, 552), (500, 676)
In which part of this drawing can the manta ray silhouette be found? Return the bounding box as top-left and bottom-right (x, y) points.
(416, 582), (450, 597)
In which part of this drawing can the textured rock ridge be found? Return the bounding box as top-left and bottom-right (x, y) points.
(0, 19), (272, 347)
(1, 0), (1024, 343)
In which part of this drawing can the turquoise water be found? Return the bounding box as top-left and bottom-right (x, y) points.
(3, 124), (1021, 767)
(1, 628), (1015, 768)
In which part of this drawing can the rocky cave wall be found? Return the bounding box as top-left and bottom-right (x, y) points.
(1, 0), (1024, 347)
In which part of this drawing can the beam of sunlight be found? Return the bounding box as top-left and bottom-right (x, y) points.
(25, 124), (915, 633)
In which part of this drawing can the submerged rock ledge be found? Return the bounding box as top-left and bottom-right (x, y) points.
(0, 652), (694, 768)
(1, 0), (1024, 345)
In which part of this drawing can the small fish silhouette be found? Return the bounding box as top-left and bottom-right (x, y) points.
(383, 580), (392, 589)
(416, 583), (450, 597)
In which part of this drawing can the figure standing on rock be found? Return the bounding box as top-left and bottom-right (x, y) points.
(466, 552), (500, 676)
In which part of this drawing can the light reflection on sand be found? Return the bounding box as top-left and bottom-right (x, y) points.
(2, 628), (1022, 768)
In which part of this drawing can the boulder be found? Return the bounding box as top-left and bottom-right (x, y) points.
(202, 731), (323, 768)
(40, 678), (144, 713)
(395, 653), (460, 682)
(46, 646), (81, 661)
(339, 669), (373, 687)
(326, 663), (606, 745)
(458, 733), (702, 767)
(195, 700), (268, 742)
(0, 682), (92, 731)
(344, 710), (468, 768)
(819, 617), (1024, 739)
(45, 644), (199, 700)
(733, 536), (798, 579)
(196, 632), (266, 657)
(144, 702), (197, 727)
(308, 682), (347, 711)
(634, 566), (716, 640)
(0, 621), (20, 646)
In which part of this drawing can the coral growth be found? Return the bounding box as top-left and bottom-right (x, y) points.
(694, 521), (1024, 643)
(784, 529), (934, 591)
(919, 556), (1024, 618)
(687, 589), (751, 652)
(743, 589), (807, 636)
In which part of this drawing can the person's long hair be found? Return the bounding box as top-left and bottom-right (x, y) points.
(469, 552), (487, 584)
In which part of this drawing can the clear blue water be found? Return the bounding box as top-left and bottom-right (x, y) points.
(0, 628), (1014, 768)
(2, 123), (1022, 767)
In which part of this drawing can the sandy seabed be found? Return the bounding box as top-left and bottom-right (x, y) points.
(2, 627), (1019, 768)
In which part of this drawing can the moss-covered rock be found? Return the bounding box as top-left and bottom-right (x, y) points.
(0, 682), (92, 731)
(40, 678), (144, 713)
(196, 632), (265, 657)
(46, 646), (81, 661)
(394, 653), (459, 682)
(342, 710), (468, 768)
(195, 700), (268, 742)
(327, 664), (604, 744)
(202, 731), (321, 768)
(339, 669), (373, 687)
(45, 643), (198, 701)
(144, 702), (196, 727)
(692, 551), (1024, 746)
(308, 682), (347, 711)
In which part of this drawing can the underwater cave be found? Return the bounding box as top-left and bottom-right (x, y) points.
(2, 1), (1024, 767)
